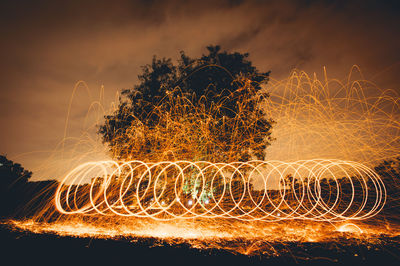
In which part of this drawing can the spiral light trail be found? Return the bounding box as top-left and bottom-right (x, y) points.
(6, 68), (400, 258)
(55, 159), (386, 222)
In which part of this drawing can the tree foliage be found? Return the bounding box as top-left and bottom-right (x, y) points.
(374, 158), (400, 215)
(0, 155), (32, 217)
(99, 45), (274, 162)
(0, 155), (31, 188)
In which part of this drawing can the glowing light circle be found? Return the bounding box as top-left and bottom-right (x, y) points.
(55, 159), (386, 222)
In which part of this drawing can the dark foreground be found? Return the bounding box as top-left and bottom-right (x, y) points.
(1, 224), (399, 266)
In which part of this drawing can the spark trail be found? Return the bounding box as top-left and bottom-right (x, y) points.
(55, 159), (386, 222)
(7, 67), (400, 257)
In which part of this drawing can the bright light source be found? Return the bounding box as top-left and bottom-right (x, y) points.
(188, 199), (193, 206)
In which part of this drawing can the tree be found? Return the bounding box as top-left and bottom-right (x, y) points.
(0, 155), (32, 217)
(374, 158), (400, 217)
(99, 45), (274, 162)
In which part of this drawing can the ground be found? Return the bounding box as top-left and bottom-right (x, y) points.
(1, 223), (400, 266)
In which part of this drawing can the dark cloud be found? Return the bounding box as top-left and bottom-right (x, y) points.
(0, 0), (399, 178)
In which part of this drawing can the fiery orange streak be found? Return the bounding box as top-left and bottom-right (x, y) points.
(8, 67), (400, 257)
(55, 159), (386, 222)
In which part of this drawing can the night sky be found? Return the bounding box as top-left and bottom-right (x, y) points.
(1, 0), (399, 179)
